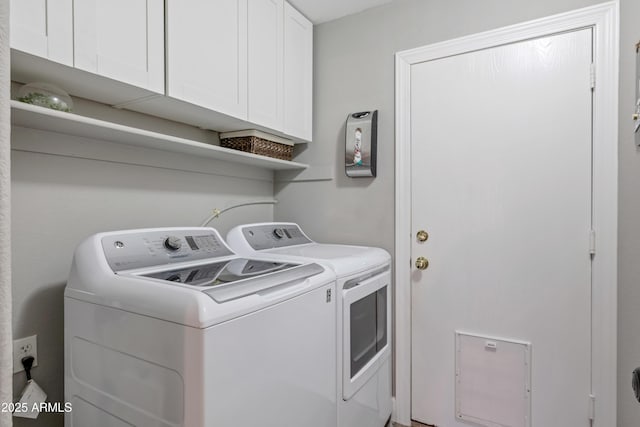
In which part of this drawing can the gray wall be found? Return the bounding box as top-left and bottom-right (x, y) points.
(275, 0), (640, 425)
(11, 98), (275, 427)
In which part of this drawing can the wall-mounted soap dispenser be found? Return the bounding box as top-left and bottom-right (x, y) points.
(345, 110), (377, 177)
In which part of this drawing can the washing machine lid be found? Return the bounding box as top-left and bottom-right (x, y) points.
(132, 259), (326, 304)
(138, 258), (299, 287)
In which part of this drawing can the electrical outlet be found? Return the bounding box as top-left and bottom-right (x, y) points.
(13, 335), (38, 374)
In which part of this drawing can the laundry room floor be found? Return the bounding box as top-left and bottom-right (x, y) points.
(392, 422), (433, 427)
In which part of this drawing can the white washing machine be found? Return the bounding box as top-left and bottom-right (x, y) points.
(227, 222), (392, 427)
(64, 227), (337, 427)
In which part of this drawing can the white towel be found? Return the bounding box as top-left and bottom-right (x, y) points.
(0, 0), (12, 426)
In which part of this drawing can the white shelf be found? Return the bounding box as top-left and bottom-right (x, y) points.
(10, 101), (309, 171)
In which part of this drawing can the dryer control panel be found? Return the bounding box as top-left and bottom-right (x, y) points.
(101, 228), (234, 272)
(240, 223), (312, 250)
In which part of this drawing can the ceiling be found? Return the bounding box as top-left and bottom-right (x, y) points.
(288, 0), (393, 24)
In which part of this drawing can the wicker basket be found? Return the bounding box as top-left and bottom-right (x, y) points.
(220, 130), (293, 161)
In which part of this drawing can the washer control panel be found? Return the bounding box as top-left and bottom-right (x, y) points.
(241, 223), (312, 250)
(101, 228), (233, 272)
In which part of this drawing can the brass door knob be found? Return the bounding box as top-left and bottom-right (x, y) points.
(415, 256), (429, 270)
(416, 230), (429, 242)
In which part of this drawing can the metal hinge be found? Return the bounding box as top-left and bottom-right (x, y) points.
(326, 289), (332, 303)
(589, 229), (596, 256)
(590, 63), (596, 90)
(589, 394), (596, 421)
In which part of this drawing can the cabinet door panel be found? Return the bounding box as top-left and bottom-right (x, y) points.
(10, 0), (73, 65)
(283, 3), (312, 141)
(167, 0), (248, 120)
(248, 0), (283, 130)
(74, 0), (164, 93)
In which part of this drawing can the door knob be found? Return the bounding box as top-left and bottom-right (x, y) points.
(415, 256), (429, 270)
(416, 230), (429, 242)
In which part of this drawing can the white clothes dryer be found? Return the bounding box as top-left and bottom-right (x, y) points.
(64, 227), (337, 427)
(227, 222), (392, 427)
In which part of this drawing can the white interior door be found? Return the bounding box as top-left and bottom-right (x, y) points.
(410, 29), (593, 427)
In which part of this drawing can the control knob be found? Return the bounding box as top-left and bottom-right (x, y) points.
(273, 228), (286, 239)
(164, 236), (182, 251)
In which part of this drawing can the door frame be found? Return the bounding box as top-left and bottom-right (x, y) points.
(393, 2), (619, 426)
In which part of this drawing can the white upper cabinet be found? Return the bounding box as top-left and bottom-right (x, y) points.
(283, 2), (313, 141)
(165, 0), (312, 139)
(73, 0), (164, 93)
(10, 0), (73, 66)
(10, 0), (313, 143)
(167, 0), (248, 120)
(248, 0), (284, 130)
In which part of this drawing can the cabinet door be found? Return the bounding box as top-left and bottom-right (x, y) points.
(10, 0), (73, 66)
(167, 0), (248, 120)
(283, 3), (312, 141)
(248, 0), (284, 130)
(73, 0), (164, 93)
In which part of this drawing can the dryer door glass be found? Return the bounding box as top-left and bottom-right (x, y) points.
(376, 287), (387, 351)
(350, 285), (387, 378)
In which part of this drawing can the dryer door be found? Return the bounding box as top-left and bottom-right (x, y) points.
(342, 269), (391, 400)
